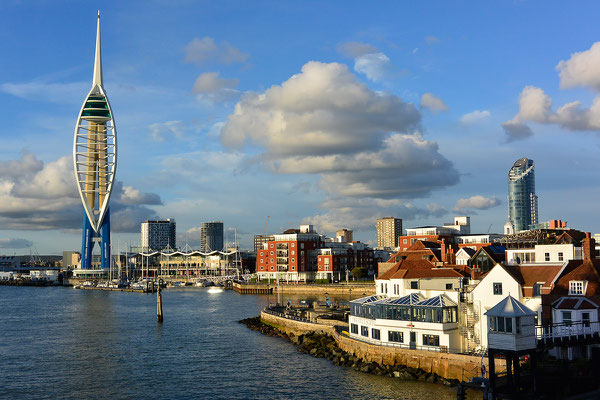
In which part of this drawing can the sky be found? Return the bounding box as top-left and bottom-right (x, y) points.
(1, 0), (600, 254)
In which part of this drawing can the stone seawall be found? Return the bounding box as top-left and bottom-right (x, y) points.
(261, 311), (503, 381)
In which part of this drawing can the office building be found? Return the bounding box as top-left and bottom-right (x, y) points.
(141, 219), (176, 250)
(507, 158), (538, 233)
(201, 221), (224, 252)
(336, 229), (353, 243)
(376, 217), (402, 249)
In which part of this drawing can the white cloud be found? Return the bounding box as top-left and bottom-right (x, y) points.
(503, 41), (600, 140)
(338, 41), (379, 58)
(184, 37), (248, 65)
(302, 198), (448, 235)
(557, 41), (600, 90)
(0, 81), (88, 104)
(420, 92), (448, 112)
(0, 153), (161, 232)
(115, 184), (163, 205)
(0, 238), (33, 249)
(222, 61), (421, 156)
(148, 120), (186, 142)
(220, 61), (458, 202)
(354, 52), (399, 82)
(460, 110), (490, 124)
(453, 195), (501, 212)
(192, 72), (239, 102)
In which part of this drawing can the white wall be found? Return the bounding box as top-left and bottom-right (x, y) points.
(471, 265), (521, 348)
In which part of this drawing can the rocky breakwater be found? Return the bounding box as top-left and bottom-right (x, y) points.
(240, 317), (458, 387)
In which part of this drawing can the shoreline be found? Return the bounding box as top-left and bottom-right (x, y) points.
(239, 316), (459, 387)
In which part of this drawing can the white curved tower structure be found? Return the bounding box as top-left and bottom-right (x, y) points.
(73, 12), (117, 270)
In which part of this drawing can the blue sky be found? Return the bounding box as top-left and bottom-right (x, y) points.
(1, 1), (600, 254)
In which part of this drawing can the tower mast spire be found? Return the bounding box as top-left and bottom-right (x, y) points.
(93, 10), (103, 87)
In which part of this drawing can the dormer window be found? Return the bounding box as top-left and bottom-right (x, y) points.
(569, 281), (586, 295)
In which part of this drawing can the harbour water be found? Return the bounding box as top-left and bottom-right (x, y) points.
(0, 286), (465, 399)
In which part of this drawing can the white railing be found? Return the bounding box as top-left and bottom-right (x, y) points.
(535, 321), (600, 342)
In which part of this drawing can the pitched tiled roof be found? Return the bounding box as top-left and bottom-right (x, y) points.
(552, 297), (599, 310)
(553, 259), (600, 296)
(518, 264), (564, 287)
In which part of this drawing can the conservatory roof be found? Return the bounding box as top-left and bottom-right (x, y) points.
(351, 295), (386, 305)
(415, 294), (457, 307)
(375, 293), (424, 306)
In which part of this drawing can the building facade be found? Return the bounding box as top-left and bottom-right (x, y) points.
(255, 225), (321, 282)
(507, 158), (538, 232)
(141, 219), (176, 251)
(376, 217), (402, 250)
(336, 229), (353, 243)
(200, 221), (224, 252)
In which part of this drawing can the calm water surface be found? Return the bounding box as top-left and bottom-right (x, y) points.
(0, 286), (468, 399)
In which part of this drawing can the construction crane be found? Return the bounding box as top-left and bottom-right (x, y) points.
(263, 216), (270, 235)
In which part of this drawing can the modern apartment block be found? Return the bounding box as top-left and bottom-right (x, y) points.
(336, 229), (353, 243)
(200, 221), (224, 252)
(376, 217), (402, 250)
(141, 219), (176, 251)
(255, 224), (321, 281)
(507, 158), (538, 233)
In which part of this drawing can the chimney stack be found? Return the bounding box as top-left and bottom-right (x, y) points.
(583, 232), (596, 261)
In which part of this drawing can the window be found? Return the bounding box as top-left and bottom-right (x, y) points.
(291, 250), (295, 255)
(410, 281), (418, 289)
(558, 252), (563, 261)
(403, 239), (407, 244)
(582, 312), (590, 328)
(361, 326), (369, 337)
(270, 259), (274, 264)
(569, 281), (585, 295)
(270, 251), (274, 255)
(291, 258), (295, 262)
(260, 259), (264, 263)
(291, 243), (295, 247)
(490, 316), (512, 333)
(532, 283), (543, 297)
(562, 311), (572, 326)
(422, 334), (440, 346)
(493, 282), (502, 295)
(388, 331), (403, 342)
(270, 244), (274, 248)
(446, 283), (453, 290)
(351, 323), (358, 334)
(372, 328), (381, 340)
(545, 252), (550, 262)
(385, 284), (388, 293)
(300, 243), (304, 249)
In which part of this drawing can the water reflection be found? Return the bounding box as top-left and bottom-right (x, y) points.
(0, 287), (469, 399)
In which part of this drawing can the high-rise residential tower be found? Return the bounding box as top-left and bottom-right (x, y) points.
(376, 217), (402, 249)
(73, 12), (116, 270)
(201, 221), (224, 252)
(141, 219), (176, 251)
(507, 158), (538, 233)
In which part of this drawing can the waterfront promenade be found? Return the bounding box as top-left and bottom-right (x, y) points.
(233, 281), (376, 296)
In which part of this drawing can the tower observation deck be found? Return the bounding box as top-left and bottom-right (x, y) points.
(73, 12), (117, 270)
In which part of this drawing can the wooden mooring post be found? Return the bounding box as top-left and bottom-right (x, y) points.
(157, 285), (163, 323)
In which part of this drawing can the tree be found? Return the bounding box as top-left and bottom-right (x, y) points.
(352, 267), (368, 280)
